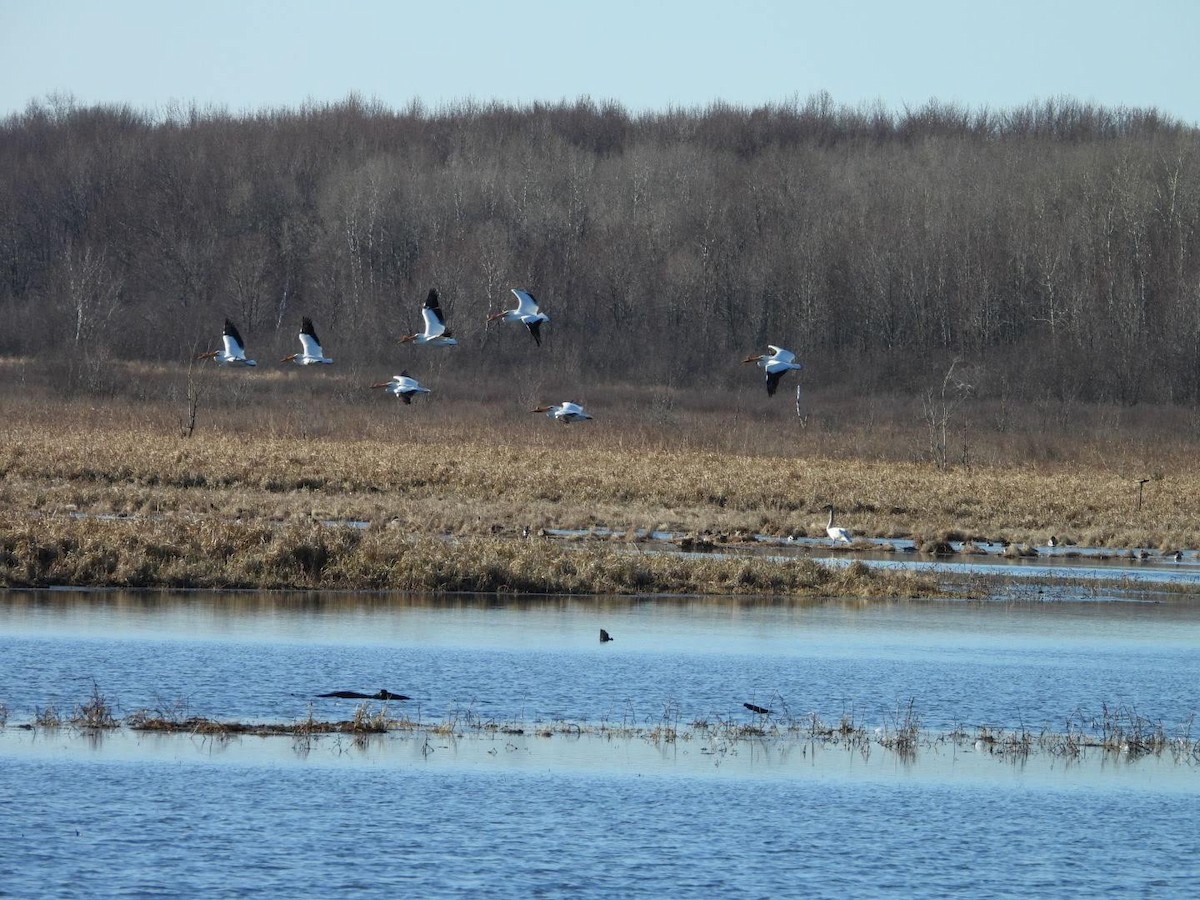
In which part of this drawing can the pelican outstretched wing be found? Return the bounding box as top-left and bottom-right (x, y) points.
(767, 345), (796, 365)
(222, 319), (247, 359)
(299, 317), (324, 358)
(511, 288), (541, 317)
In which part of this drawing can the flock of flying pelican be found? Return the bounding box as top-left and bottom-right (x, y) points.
(197, 287), (805, 420)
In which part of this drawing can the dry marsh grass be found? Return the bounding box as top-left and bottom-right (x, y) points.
(0, 514), (934, 596)
(2, 377), (1199, 593)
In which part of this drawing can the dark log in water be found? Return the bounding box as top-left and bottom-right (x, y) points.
(317, 690), (411, 701)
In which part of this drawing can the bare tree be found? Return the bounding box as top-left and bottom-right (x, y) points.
(922, 358), (974, 469)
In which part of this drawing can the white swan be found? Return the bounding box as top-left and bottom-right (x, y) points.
(823, 504), (852, 543)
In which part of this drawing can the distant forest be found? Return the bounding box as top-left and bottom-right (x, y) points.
(2, 92), (1198, 404)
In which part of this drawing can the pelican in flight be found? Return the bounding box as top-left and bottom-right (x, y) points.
(401, 288), (458, 346)
(532, 401), (593, 424)
(742, 345), (803, 396)
(823, 504), (852, 543)
(196, 319), (256, 367)
(282, 317), (333, 365)
(370, 371), (431, 404)
(488, 288), (550, 346)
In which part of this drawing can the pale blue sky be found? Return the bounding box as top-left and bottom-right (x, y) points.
(2, 0), (1197, 124)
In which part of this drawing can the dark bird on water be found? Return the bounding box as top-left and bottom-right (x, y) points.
(317, 690), (411, 701)
(600, 629), (614, 643)
(743, 702), (771, 715)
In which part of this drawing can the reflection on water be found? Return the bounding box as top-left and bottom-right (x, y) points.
(2, 590), (1200, 736)
(2, 590), (1199, 896)
(1, 738), (1198, 898)
(1, 724), (1196, 791)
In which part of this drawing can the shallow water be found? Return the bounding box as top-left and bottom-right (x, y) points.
(2, 590), (1199, 896)
(2, 592), (1199, 732)
(2, 735), (1198, 898)
(547, 527), (1200, 589)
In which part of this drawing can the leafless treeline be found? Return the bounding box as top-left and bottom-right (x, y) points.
(2, 92), (1198, 403)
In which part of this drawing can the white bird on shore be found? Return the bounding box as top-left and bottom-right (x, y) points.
(823, 504), (852, 543)
(488, 288), (550, 346)
(401, 288), (458, 346)
(282, 317), (333, 365)
(532, 401), (592, 424)
(742, 345), (803, 396)
(370, 371), (431, 404)
(196, 319), (256, 367)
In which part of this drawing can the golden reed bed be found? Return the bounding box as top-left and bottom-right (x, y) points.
(1, 379), (1196, 594)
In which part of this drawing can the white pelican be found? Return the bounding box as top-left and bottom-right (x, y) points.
(370, 371), (431, 405)
(196, 319), (256, 367)
(823, 504), (852, 543)
(742, 345), (803, 396)
(282, 317), (333, 365)
(401, 288), (458, 346)
(488, 288), (550, 346)
(532, 401), (593, 424)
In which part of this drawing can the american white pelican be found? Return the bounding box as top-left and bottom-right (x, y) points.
(532, 401), (593, 423)
(196, 319), (256, 367)
(370, 370), (431, 404)
(742, 345), (803, 396)
(282, 317), (333, 365)
(401, 288), (458, 346)
(488, 288), (550, 346)
(823, 504), (852, 543)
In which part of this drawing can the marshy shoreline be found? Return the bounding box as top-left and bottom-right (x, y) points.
(3, 385), (1199, 598)
(7, 685), (1199, 770)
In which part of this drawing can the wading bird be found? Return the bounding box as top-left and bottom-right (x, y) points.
(370, 371), (431, 404)
(823, 504), (852, 544)
(742, 345), (803, 396)
(488, 288), (550, 346)
(282, 317), (333, 365)
(196, 319), (256, 367)
(401, 288), (458, 346)
(532, 401), (593, 424)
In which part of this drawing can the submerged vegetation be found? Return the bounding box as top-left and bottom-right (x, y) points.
(9, 687), (1199, 768)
